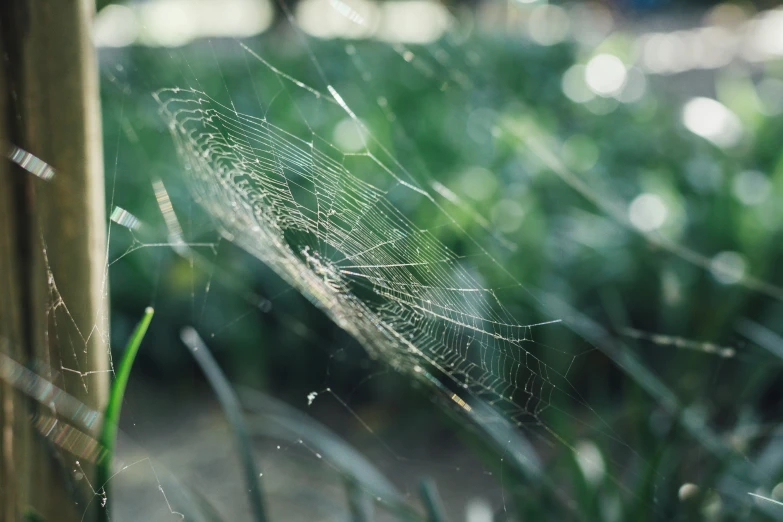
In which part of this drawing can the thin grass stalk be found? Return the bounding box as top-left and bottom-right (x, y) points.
(419, 478), (448, 522)
(180, 327), (268, 522)
(345, 476), (373, 522)
(97, 307), (154, 520)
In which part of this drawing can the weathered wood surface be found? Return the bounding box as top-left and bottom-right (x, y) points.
(0, 1), (108, 520)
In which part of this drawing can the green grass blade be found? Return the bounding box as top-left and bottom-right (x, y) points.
(737, 319), (783, 362)
(419, 478), (448, 522)
(97, 307), (154, 510)
(237, 387), (425, 521)
(180, 327), (268, 522)
(344, 476), (372, 522)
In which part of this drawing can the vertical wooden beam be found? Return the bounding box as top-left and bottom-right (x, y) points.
(0, 1), (108, 521)
(0, 28), (26, 522)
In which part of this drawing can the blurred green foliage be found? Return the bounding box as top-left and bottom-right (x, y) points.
(99, 25), (783, 521)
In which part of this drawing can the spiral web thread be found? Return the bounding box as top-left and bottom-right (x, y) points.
(153, 70), (569, 424)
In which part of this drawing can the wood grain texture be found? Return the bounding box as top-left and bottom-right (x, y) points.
(0, 1), (108, 520)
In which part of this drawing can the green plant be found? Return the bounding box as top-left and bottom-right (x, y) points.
(180, 327), (268, 522)
(97, 307), (154, 520)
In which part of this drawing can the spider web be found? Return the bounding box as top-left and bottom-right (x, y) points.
(144, 0), (783, 471)
(7, 1), (782, 519)
(137, 7), (783, 512)
(153, 73), (567, 425)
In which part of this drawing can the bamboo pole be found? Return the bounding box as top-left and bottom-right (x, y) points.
(0, 1), (108, 521)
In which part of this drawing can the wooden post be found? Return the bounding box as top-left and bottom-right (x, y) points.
(0, 1), (109, 521)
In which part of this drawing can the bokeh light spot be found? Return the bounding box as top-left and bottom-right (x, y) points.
(732, 170), (770, 206)
(585, 54), (627, 97)
(710, 251), (747, 285)
(682, 97), (742, 148)
(628, 193), (667, 231)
